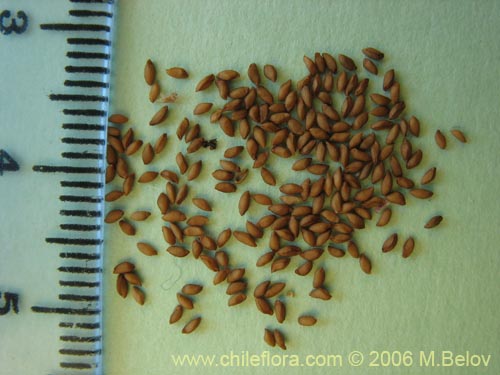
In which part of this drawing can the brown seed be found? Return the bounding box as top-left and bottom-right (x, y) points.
(123, 271), (140, 285)
(402, 237), (415, 258)
(347, 240), (360, 258)
(359, 254), (372, 274)
(217, 228), (232, 248)
(255, 297), (273, 315)
(451, 129), (467, 143)
(410, 189), (434, 199)
(247, 63), (260, 85)
(108, 113), (128, 124)
(153, 134), (168, 155)
(186, 160), (202, 181)
(263, 64), (277, 82)
(176, 152), (188, 174)
(105, 190), (123, 202)
(257, 252), (275, 267)
(303, 55), (317, 74)
(383, 69), (395, 90)
(144, 59), (155, 85)
(254, 281), (271, 298)
(196, 74), (215, 92)
(228, 293), (247, 307)
(138, 171), (158, 183)
(149, 81), (160, 102)
(192, 198), (212, 211)
(363, 58), (378, 75)
(162, 210), (186, 222)
(119, 220), (135, 236)
(274, 329), (286, 350)
(386, 191), (406, 205)
(382, 233), (398, 252)
(166, 67), (188, 79)
(421, 167), (437, 185)
(233, 231), (257, 247)
(169, 305), (183, 324)
(323, 52), (337, 73)
(149, 105), (168, 126)
(435, 130), (446, 149)
(271, 257), (290, 273)
(193, 102), (213, 115)
(217, 69), (240, 81)
(425, 215), (443, 229)
(215, 182), (237, 193)
(136, 242), (157, 256)
(182, 284), (203, 295)
(141, 143), (154, 165)
(313, 267), (325, 289)
(298, 315), (317, 326)
(409, 116), (420, 137)
(132, 286), (145, 305)
(261, 168), (276, 186)
(327, 246), (345, 258)
(338, 54), (356, 70)
(406, 150), (422, 169)
(116, 274), (128, 298)
(226, 268), (245, 283)
(224, 146), (244, 158)
(226, 281), (247, 295)
(113, 261), (135, 274)
(264, 329), (275, 347)
(239, 191), (251, 216)
(309, 287), (331, 300)
(105, 209), (124, 224)
(275, 300), (286, 323)
(265, 282), (286, 298)
(182, 317), (201, 334)
(167, 246), (189, 258)
(105, 165), (115, 183)
(130, 211), (151, 222)
(177, 293), (194, 310)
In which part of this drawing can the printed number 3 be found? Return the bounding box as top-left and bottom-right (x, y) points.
(0, 10), (28, 35)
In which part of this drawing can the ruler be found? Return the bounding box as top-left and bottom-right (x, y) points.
(0, 0), (113, 373)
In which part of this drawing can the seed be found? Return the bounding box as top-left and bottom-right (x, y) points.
(363, 58), (378, 75)
(135, 242), (157, 256)
(327, 246), (345, 258)
(261, 168), (276, 186)
(347, 241), (360, 258)
(149, 81), (160, 102)
(140, 143), (154, 165)
(362, 47), (384, 60)
(124, 272), (141, 286)
(435, 130), (446, 149)
(215, 182), (237, 193)
(263, 64), (277, 82)
(149, 105), (168, 126)
(303, 55), (317, 74)
(264, 329), (276, 347)
(257, 252), (275, 267)
(169, 305), (183, 324)
(298, 315), (317, 326)
(224, 146), (244, 158)
(167, 246), (189, 258)
(274, 329), (286, 350)
(187, 160), (202, 181)
(177, 293), (194, 310)
(338, 54), (356, 71)
(402, 237), (415, 258)
(217, 69), (240, 81)
(425, 215), (443, 229)
(313, 267), (325, 288)
(421, 167), (437, 185)
(144, 59), (155, 85)
(233, 231), (257, 247)
(182, 317), (201, 334)
(196, 74), (215, 91)
(119, 220), (135, 236)
(226, 281), (247, 295)
(181, 284), (203, 296)
(292, 158), (312, 171)
(176, 184), (189, 205)
(359, 254), (372, 274)
(228, 293), (247, 307)
(193, 102), (213, 115)
(217, 228), (232, 248)
(271, 257), (290, 273)
(116, 274), (128, 298)
(265, 282), (286, 298)
(162, 210), (187, 223)
(166, 67), (188, 79)
(410, 189), (434, 199)
(176, 152), (188, 174)
(383, 69), (395, 90)
(105, 209), (124, 224)
(450, 129), (467, 143)
(253, 281), (271, 298)
(309, 287), (331, 300)
(386, 191), (406, 205)
(108, 113), (128, 124)
(406, 149), (422, 169)
(192, 198), (212, 211)
(138, 171), (158, 183)
(113, 261), (135, 274)
(239, 191), (251, 216)
(132, 286), (145, 305)
(255, 297), (273, 315)
(226, 268), (245, 283)
(323, 52), (337, 73)
(247, 63), (260, 85)
(382, 233), (398, 252)
(275, 300), (286, 323)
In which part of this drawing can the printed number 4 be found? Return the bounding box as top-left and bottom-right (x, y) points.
(0, 150), (20, 176)
(0, 10), (28, 35)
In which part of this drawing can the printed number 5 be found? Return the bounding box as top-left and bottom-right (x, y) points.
(0, 10), (28, 35)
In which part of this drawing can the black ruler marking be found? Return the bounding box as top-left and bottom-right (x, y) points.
(59, 322), (100, 329)
(59, 194), (103, 202)
(69, 10), (113, 18)
(59, 281), (100, 288)
(60, 209), (102, 217)
(65, 65), (110, 74)
(67, 37), (111, 46)
(59, 362), (94, 369)
(63, 108), (106, 116)
(60, 181), (103, 189)
(33, 165), (102, 173)
(50, 93), (108, 102)
(70, 0), (115, 3)
(61, 137), (105, 145)
(60, 252), (101, 259)
(60, 224), (101, 231)
(62, 123), (105, 130)
(48, 238), (103, 246)
(61, 153), (104, 160)
(67, 51), (110, 59)
(64, 80), (109, 88)
(59, 294), (99, 302)
(40, 23), (110, 32)
(58, 266), (102, 273)
(59, 348), (102, 356)
(60, 335), (101, 343)
(31, 306), (100, 315)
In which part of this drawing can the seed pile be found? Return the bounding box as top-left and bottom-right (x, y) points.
(105, 49), (467, 349)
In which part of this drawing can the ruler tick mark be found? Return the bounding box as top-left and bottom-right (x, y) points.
(62, 123), (105, 131)
(67, 37), (111, 46)
(59, 322), (100, 329)
(59, 281), (100, 288)
(48, 238), (103, 246)
(60, 224), (101, 231)
(50, 93), (108, 102)
(62, 152), (103, 160)
(65, 66), (109, 74)
(58, 266), (102, 273)
(59, 252), (101, 260)
(60, 181), (103, 189)
(40, 23), (110, 32)
(63, 109), (106, 117)
(33, 165), (103, 174)
(59, 294), (99, 302)
(31, 306), (100, 315)
(67, 51), (110, 59)
(69, 10), (113, 18)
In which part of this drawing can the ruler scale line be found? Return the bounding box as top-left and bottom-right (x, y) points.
(33, 165), (103, 173)
(70, 0), (115, 4)
(69, 10), (113, 18)
(60, 336), (101, 343)
(58, 266), (102, 273)
(31, 306), (100, 315)
(59, 281), (100, 288)
(60, 209), (102, 217)
(59, 349), (102, 356)
(67, 51), (110, 59)
(62, 123), (106, 130)
(59, 294), (100, 302)
(40, 23), (110, 32)
(63, 109), (106, 116)
(48, 238), (103, 246)
(65, 66), (110, 74)
(67, 37), (111, 46)
(59, 362), (94, 369)
(50, 94), (108, 102)
(60, 224), (102, 231)
(61, 137), (105, 145)
(59, 322), (100, 329)
(60, 181), (103, 189)
(60, 252), (101, 259)
(61, 153), (104, 160)
(59, 194), (103, 202)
